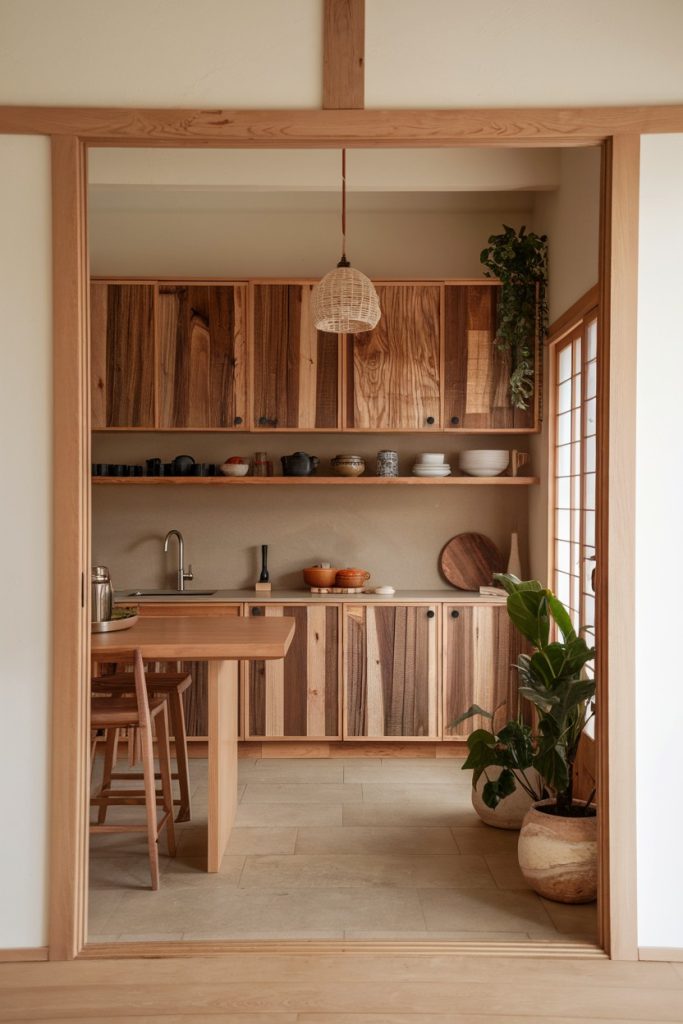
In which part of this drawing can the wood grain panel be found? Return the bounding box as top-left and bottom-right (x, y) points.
(89, 283), (155, 427)
(251, 284), (339, 429)
(247, 605), (340, 739)
(344, 605), (439, 739)
(323, 0), (365, 110)
(347, 285), (441, 430)
(158, 284), (247, 428)
(444, 284), (535, 430)
(443, 605), (524, 740)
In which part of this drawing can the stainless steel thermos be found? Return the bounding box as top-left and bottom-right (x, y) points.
(91, 565), (113, 622)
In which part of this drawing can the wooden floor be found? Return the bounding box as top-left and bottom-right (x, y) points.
(2, 954), (683, 1022)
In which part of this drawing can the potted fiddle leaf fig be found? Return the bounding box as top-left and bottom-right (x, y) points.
(480, 225), (548, 411)
(455, 573), (597, 903)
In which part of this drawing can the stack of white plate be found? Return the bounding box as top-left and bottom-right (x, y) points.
(459, 450), (510, 477)
(412, 453), (451, 477)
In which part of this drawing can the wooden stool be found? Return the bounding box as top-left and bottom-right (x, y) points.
(90, 650), (176, 890)
(92, 670), (193, 822)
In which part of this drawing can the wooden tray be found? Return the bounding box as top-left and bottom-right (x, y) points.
(439, 533), (505, 590)
(310, 586), (367, 594)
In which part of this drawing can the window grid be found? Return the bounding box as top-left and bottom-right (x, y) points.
(552, 313), (598, 635)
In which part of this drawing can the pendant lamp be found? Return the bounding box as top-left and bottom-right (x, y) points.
(311, 150), (380, 333)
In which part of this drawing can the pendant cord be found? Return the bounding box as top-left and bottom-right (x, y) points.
(341, 148), (347, 261)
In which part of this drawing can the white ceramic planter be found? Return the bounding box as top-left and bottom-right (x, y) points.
(471, 767), (539, 830)
(517, 799), (597, 903)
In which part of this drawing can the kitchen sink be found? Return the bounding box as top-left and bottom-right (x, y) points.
(127, 589), (217, 597)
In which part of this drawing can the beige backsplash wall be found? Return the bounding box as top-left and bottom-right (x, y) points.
(92, 433), (531, 591)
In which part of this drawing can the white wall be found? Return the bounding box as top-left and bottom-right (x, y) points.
(636, 134), (683, 951)
(366, 0), (683, 107)
(0, 135), (52, 949)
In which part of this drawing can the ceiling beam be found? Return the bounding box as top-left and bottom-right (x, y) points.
(323, 0), (365, 110)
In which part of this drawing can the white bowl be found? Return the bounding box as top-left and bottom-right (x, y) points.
(416, 453), (446, 465)
(219, 462), (250, 477)
(459, 450), (509, 477)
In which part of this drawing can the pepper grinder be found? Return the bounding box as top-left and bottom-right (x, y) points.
(255, 544), (272, 592)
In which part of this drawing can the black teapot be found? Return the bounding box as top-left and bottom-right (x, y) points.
(281, 452), (320, 476)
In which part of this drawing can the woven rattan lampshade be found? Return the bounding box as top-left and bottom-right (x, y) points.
(311, 151), (380, 333)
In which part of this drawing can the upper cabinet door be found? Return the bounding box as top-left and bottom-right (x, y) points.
(91, 283), (156, 428)
(251, 283), (340, 430)
(158, 284), (247, 429)
(443, 284), (536, 431)
(345, 284), (442, 431)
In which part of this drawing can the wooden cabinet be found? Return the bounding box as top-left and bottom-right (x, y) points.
(443, 603), (524, 741)
(158, 284), (247, 429)
(345, 284), (442, 430)
(343, 604), (439, 739)
(251, 283), (340, 430)
(132, 602), (242, 738)
(244, 604), (340, 739)
(443, 283), (535, 430)
(91, 283), (156, 428)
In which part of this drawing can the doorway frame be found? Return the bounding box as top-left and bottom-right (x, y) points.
(0, 102), (666, 962)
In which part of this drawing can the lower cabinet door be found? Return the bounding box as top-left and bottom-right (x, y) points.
(132, 602), (242, 738)
(245, 604), (341, 739)
(343, 605), (439, 739)
(443, 604), (524, 741)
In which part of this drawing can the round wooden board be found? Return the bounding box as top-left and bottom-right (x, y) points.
(439, 532), (505, 590)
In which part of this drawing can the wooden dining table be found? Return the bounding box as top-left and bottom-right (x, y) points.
(91, 614), (295, 871)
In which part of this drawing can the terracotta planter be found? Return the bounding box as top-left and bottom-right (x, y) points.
(518, 799), (597, 903)
(471, 767), (539, 830)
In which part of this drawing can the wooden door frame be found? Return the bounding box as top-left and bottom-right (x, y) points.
(1, 103), (662, 962)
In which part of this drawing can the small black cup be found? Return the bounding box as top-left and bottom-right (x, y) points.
(162, 463), (175, 476)
(132, 465), (143, 477)
(109, 464), (125, 476)
(190, 464), (204, 476)
(91, 463), (107, 476)
(146, 458), (161, 476)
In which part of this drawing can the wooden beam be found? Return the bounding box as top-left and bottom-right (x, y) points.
(49, 135), (91, 961)
(597, 135), (641, 961)
(0, 105), (682, 146)
(323, 0), (364, 109)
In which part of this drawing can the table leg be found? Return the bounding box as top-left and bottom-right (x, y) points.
(207, 659), (239, 873)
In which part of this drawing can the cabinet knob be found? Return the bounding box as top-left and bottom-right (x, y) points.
(426, 416), (435, 425)
(427, 609), (435, 619)
(451, 609), (460, 619)
(252, 607), (263, 616)
(258, 416), (268, 426)
(450, 416), (460, 426)
(233, 416), (243, 425)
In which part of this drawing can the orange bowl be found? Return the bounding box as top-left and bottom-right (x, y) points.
(302, 566), (339, 588)
(335, 568), (371, 586)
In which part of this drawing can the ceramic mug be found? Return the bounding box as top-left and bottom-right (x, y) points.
(510, 450), (530, 477)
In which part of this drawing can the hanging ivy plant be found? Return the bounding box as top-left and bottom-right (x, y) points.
(480, 225), (548, 410)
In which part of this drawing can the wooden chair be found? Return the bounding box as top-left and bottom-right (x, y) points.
(92, 668), (193, 822)
(90, 650), (176, 890)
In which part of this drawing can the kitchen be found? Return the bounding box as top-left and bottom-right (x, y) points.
(87, 144), (601, 947)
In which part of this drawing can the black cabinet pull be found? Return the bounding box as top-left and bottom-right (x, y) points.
(233, 415), (243, 425)
(451, 609), (460, 619)
(426, 416), (435, 425)
(427, 609), (435, 619)
(252, 607), (263, 616)
(450, 416), (460, 426)
(258, 416), (267, 426)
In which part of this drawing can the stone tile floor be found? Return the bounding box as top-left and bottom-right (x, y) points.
(88, 756), (597, 943)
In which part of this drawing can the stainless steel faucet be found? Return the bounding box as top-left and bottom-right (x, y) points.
(164, 529), (193, 591)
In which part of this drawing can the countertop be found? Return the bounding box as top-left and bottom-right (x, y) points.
(115, 588), (506, 605)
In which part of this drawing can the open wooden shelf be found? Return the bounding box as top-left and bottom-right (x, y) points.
(92, 475), (539, 486)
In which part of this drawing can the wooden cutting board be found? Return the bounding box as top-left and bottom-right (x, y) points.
(440, 532), (505, 590)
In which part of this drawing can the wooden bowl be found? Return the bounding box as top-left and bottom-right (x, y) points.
(302, 567), (339, 588)
(336, 568), (371, 587)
